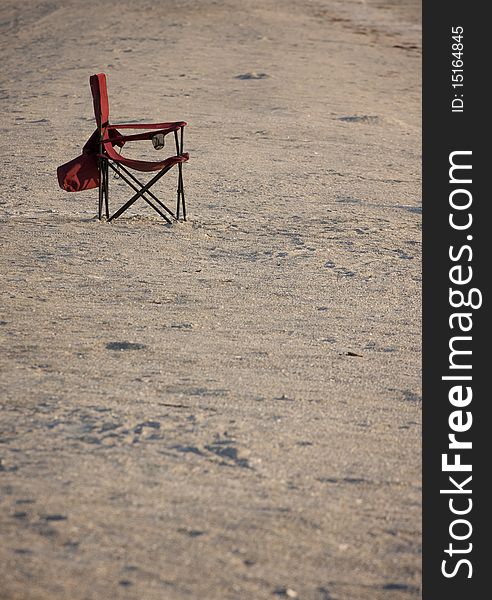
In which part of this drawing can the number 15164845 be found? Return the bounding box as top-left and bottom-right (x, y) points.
(451, 26), (464, 113)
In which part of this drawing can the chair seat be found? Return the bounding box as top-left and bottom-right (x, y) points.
(100, 143), (189, 172)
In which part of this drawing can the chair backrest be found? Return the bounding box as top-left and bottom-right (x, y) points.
(89, 73), (109, 131)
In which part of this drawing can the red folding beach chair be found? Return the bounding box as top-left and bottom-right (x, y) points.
(58, 73), (189, 224)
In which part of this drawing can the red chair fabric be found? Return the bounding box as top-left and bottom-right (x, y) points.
(57, 128), (126, 191)
(57, 152), (99, 192)
(57, 129), (100, 192)
(90, 73), (110, 129)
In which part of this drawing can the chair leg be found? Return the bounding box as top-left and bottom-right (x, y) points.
(176, 167), (181, 220)
(180, 127), (186, 221)
(98, 158), (103, 220)
(174, 127), (186, 222)
(104, 159), (110, 219)
(177, 162), (186, 221)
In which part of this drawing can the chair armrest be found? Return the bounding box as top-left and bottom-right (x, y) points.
(105, 122), (186, 145)
(104, 129), (178, 145)
(108, 121), (186, 130)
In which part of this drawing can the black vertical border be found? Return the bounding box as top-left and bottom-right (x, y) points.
(423, 2), (489, 598)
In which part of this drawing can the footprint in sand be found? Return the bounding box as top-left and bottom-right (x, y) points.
(336, 115), (379, 124)
(105, 341), (147, 351)
(235, 72), (269, 80)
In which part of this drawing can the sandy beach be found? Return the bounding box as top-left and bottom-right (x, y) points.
(0, 1), (421, 598)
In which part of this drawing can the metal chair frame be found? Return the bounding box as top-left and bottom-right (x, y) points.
(97, 127), (186, 224)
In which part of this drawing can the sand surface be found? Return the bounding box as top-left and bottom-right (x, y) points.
(0, 1), (421, 598)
